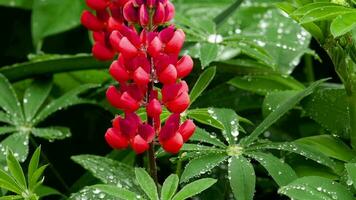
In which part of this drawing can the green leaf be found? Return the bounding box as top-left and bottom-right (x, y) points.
(0, 112), (13, 125)
(292, 2), (334, 16)
(0, 170), (23, 194)
(23, 78), (53, 122)
(187, 108), (225, 130)
(172, 178), (217, 200)
(31, 0), (86, 46)
(228, 75), (304, 95)
(213, 0), (244, 28)
(31, 127), (71, 141)
(89, 184), (137, 200)
(190, 67), (216, 104)
(28, 164), (47, 189)
(0, 195), (23, 200)
(190, 127), (227, 148)
(345, 163), (356, 190)
(200, 43), (219, 68)
(33, 84), (98, 125)
(302, 88), (349, 136)
(135, 168), (159, 200)
(262, 90), (299, 117)
(0, 74), (23, 122)
(28, 146), (41, 189)
(241, 79), (326, 146)
(6, 150), (26, 188)
(180, 153), (228, 183)
(279, 176), (354, 200)
(0, 54), (109, 82)
(297, 135), (356, 162)
(0, 0), (33, 9)
(71, 155), (140, 193)
(161, 174), (179, 200)
(249, 142), (339, 172)
(0, 127), (17, 136)
(0, 133), (29, 162)
(207, 108), (240, 145)
(69, 186), (117, 200)
(229, 156), (255, 200)
(247, 152), (297, 186)
(331, 12), (356, 37)
(35, 185), (62, 198)
(300, 6), (355, 24)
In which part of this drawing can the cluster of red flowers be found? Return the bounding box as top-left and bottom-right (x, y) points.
(81, 0), (196, 154)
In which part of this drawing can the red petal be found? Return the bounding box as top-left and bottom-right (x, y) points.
(138, 124), (155, 142)
(107, 17), (122, 32)
(93, 31), (105, 43)
(139, 5), (149, 26)
(109, 60), (130, 83)
(158, 25), (175, 43)
(159, 113), (180, 142)
(178, 120), (196, 142)
(105, 128), (129, 149)
(158, 64), (177, 84)
(166, 92), (190, 113)
(148, 36), (162, 57)
(86, 0), (108, 10)
(106, 86), (123, 109)
(162, 81), (188, 102)
(81, 11), (104, 31)
(119, 37), (139, 58)
(164, 1), (175, 22)
(92, 42), (115, 61)
(146, 99), (162, 118)
(153, 3), (165, 24)
(133, 67), (150, 86)
(119, 113), (141, 138)
(176, 55), (193, 78)
(147, 0), (155, 8)
(131, 135), (149, 154)
(120, 91), (140, 112)
(123, 2), (139, 23)
(161, 133), (183, 154)
(109, 30), (122, 52)
(165, 29), (185, 54)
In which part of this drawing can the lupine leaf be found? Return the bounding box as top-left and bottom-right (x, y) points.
(190, 127), (227, 148)
(6, 150), (26, 188)
(0, 0), (33, 9)
(180, 153), (228, 183)
(330, 12), (356, 37)
(89, 184), (137, 200)
(0, 74), (23, 123)
(0, 133), (29, 163)
(28, 146), (41, 190)
(135, 168), (159, 200)
(187, 108), (225, 130)
(190, 67), (216, 104)
(200, 44), (219, 68)
(345, 163), (356, 190)
(31, 127), (71, 141)
(161, 174), (179, 200)
(0, 127), (17, 136)
(279, 176), (354, 200)
(172, 178), (217, 200)
(209, 108), (240, 145)
(229, 156), (255, 200)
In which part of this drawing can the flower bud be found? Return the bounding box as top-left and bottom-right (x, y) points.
(86, 0), (108, 10)
(119, 37), (139, 58)
(133, 67), (150, 86)
(138, 123), (155, 142)
(92, 42), (115, 61)
(106, 86), (123, 108)
(176, 55), (193, 78)
(161, 133), (183, 154)
(148, 36), (162, 57)
(165, 29), (185, 54)
(153, 3), (165, 24)
(147, 99), (162, 118)
(109, 60), (130, 83)
(178, 120), (196, 142)
(131, 135), (149, 154)
(120, 91), (141, 112)
(165, 91), (190, 113)
(123, 2), (139, 23)
(162, 81), (189, 102)
(158, 64), (177, 84)
(159, 113), (180, 141)
(81, 11), (105, 31)
(93, 31), (105, 43)
(164, 1), (175, 22)
(105, 128), (129, 149)
(139, 5), (149, 26)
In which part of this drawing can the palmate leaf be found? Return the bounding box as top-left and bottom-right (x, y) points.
(161, 174), (179, 200)
(28, 146), (41, 190)
(0, 133), (29, 163)
(23, 78), (53, 122)
(246, 152), (297, 186)
(180, 153), (228, 183)
(187, 108), (225, 130)
(172, 178), (217, 200)
(279, 176), (354, 200)
(0, 112), (13, 125)
(345, 163), (356, 190)
(189, 127), (227, 148)
(240, 79), (326, 146)
(229, 156), (255, 200)
(199, 44), (219, 68)
(6, 150), (26, 188)
(0, 127), (17, 136)
(31, 127), (71, 141)
(135, 168), (159, 200)
(0, 74), (23, 123)
(299, 6), (355, 24)
(33, 84), (98, 125)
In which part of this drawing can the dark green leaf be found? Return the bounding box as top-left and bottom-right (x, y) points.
(6, 150), (26, 188)
(229, 156), (255, 200)
(345, 163), (356, 190)
(190, 127), (226, 148)
(89, 184), (137, 200)
(187, 108), (225, 130)
(200, 44), (219, 68)
(0, 74), (23, 122)
(31, 127), (71, 141)
(135, 168), (158, 200)
(172, 178), (217, 200)
(0, 0), (33, 9)
(190, 67), (216, 104)
(35, 185), (62, 198)
(161, 174), (179, 200)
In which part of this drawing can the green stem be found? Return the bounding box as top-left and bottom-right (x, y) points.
(304, 54), (315, 82)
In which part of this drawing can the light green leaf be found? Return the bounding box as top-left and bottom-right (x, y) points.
(190, 127), (226, 148)
(200, 43), (219, 68)
(0, 112), (13, 125)
(345, 163), (356, 190)
(180, 153), (228, 183)
(292, 2), (335, 16)
(35, 185), (62, 198)
(228, 75), (304, 95)
(229, 156), (255, 200)
(0, 74), (23, 122)
(187, 108), (225, 130)
(33, 84), (98, 125)
(23, 78), (53, 122)
(161, 174), (179, 200)
(172, 178), (217, 200)
(279, 176), (354, 200)
(90, 184), (137, 200)
(6, 150), (26, 188)
(0, 127), (17, 136)
(0, 169), (23, 194)
(71, 155), (140, 193)
(297, 135), (356, 162)
(331, 12), (356, 37)
(213, 0), (244, 28)
(0, 195), (23, 200)
(241, 79), (326, 145)
(262, 90), (299, 117)
(31, 0), (86, 46)
(28, 146), (41, 189)
(300, 6), (355, 24)
(0, 133), (29, 162)
(28, 164), (47, 191)
(210, 108), (240, 145)
(31, 127), (71, 141)
(135, 168), (158, 200)
(69, 186), (117, 200)
(180, 144), (225, 153)
(190, 67), (216, 104)
(247, 152), (297, 186)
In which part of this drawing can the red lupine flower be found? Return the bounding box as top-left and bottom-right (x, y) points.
(82, 0), (195, 154)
